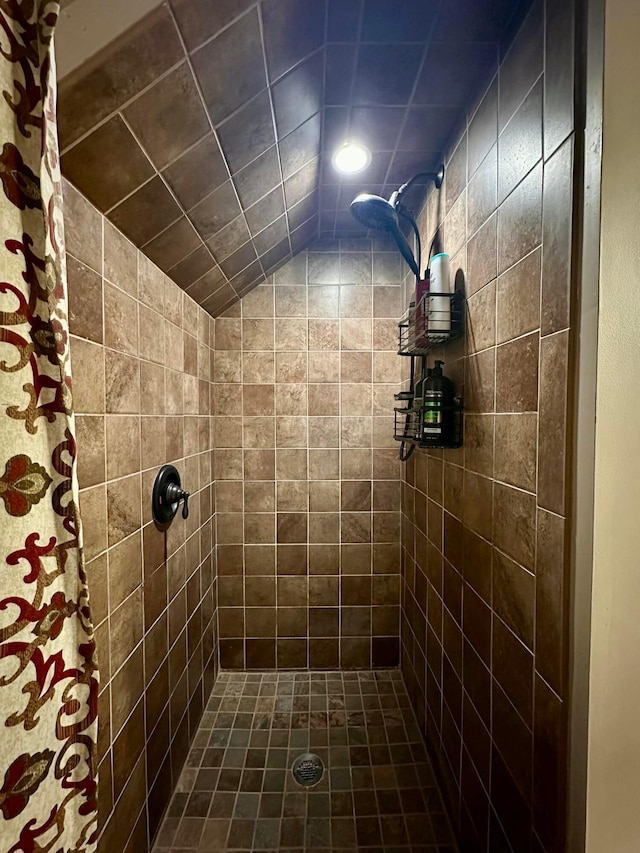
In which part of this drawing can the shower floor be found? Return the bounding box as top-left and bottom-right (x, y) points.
(152, 670), (456, 853)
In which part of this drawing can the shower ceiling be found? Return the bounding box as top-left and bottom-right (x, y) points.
(58, 0), (527, 316)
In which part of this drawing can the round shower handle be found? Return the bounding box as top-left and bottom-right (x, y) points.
(152, 464), (190, 524)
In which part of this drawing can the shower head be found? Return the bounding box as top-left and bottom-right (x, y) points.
(349, 166), (444, 279)
(350, 192), (420, 277)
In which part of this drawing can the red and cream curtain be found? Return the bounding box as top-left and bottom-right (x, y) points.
(0, 3), (98, 851)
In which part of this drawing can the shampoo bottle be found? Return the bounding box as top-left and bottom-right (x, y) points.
(422, 360), (454, 444)
(428, 253), (451, 333)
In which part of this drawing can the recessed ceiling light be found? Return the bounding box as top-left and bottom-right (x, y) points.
(332, 142), (372, 175)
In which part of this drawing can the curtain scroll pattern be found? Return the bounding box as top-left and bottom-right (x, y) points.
(0, 2), (99, 852)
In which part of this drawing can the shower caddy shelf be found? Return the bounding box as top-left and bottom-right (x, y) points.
(394, 289), (464, 450)
(397, 290), (464, 356)
(393, 393), (463, 449)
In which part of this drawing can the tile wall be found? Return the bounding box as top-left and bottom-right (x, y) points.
(398, 0), (576, 850)
(65, 179), (218, 852)
(213, 240), (405, 671)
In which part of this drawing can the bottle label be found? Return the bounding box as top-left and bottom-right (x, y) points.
(423, 390), (443, 435)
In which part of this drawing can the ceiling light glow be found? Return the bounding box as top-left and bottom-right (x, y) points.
(332, 142), (371, 175)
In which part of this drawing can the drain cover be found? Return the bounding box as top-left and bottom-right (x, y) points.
(292, 753), (324, 787)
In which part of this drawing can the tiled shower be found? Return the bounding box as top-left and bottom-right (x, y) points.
(56, 0), (578, 850)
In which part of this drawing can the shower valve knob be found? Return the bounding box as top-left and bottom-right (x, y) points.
(152, 464), (190, 524)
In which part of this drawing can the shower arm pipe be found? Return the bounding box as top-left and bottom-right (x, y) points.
(398, 208), (422, 280)
(389, 165), (445, 209)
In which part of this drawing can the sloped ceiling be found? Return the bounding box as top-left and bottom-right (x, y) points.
(58, 0), (527, 316)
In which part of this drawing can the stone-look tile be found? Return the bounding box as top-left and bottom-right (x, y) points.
(497, 161), (542, 276)
(493, 482), (536, 571)
(123, 63), (209, 171)
(398, 6), (574, 851)
(62, 115), (154, 212)
(542, 136), (573, 336)
(110, 176), (182, 248)
(496, 247), (541, 344)
(466, 212), (497, 297)
(63, 181), (102, 273)
(498, 0), (544, 131)
(70, 188), (217, 853)
(467, 143), (497, 237)
(495, 332), (539, 413)
(76, 415), (106, 489)
(70, 337), (105, 414)
(538, 331), (568, 515)
(466, 281), (496, 354)
(104, 283), (139, 356)
(58, 6), (184, 148)
(105, 350), (140, 414)
(494, 413), (537, 492)
(79, 485), (107, 561)
(104, 220), (137, 296)
(468, 76), (498, 177)
(545, 0), (575, 155)
(464, 415), (494, 477)
(498, 78), (543, 204)
(67, 256), (103, 343)
(493, 549), (535, 648)
(106, 415), (141, 480)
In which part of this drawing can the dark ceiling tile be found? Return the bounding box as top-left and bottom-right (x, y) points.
(58, 7), (184, 149)
(245, 187), (286, 233)
(142, 216), (202, 270)
(272, 51), (324, 138)
(162, 134), (229, 210)
(260, 239), (292, 274)
(291, 215), (320, 253)
(109, 176), (182, 246)
(288, 191), (318, 231)
(229, 259), (264, 294)
(201, 282), (237, 315)
(352, 43), (424, 105)
(361, 0), (440, 42)
(61, 115), (154, 212)
(220, 242), (258, 279)
(253, 216), (288, 255)
(189, 180), (242, 239)
(325, 44), (358, 105)
(320, 210), (336, 232)
(328, 0), (363, 41)
(262, 0), (327, 82)
(280, 112), (322, 179)
(319, 184), (340, 209)
(284, 158), (320, 208)
(400, 106), (460, 151)
(350, 106), (405, 151)
(207, 215), (252, 262)
(233, 147), (282, 208)
(385, 149), (442, 185)
(322, 106), (350, 152)
(433, 0), (524, 43)
(123, 62), (210, 170)
(191, 7), (266, 126)
(334, 209), (367, 234)
(217, 90), (276, 174)
(168, 244), (216, 289)
(186, 264), (227, 302)
(414, 42), (498, 107)
(171, 0), (255, 52)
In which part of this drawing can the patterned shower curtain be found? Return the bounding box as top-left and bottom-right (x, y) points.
(0, 3), (99, 852)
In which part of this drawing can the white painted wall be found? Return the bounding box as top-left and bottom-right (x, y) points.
(586, 1), (640, 850)
(55, 0), (163, 80)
